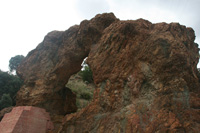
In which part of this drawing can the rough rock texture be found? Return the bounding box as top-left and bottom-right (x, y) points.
(0, 107), (13, 121)
(17, 13), (200, 132)
(0, 106), (54, 133)
(60, 16), (200, 132)
(16, 13), (118, 115)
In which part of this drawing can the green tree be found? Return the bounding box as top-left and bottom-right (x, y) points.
(79, 65), (93, 83)
(9, 55), (24, 72)
(0, 70), (23, 108)
(0, 94), (13, 110)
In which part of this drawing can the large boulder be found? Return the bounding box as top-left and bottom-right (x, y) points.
(60, 17), (200, 132)
(0, 107), (13, 121)
(17, 13), (200, 132)
(0, 106), (54, 133)
(16, 13), (118, 115)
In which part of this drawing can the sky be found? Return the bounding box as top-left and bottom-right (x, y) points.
(0, 0), (200, 71)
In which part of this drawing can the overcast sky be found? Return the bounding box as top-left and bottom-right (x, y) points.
(0, 0), (200, 71)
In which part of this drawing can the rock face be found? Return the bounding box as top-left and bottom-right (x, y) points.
(0, 107), (13, 121)
(16, 13), (118, 115)
(0, 106), (54, 133)
(17, 13), (200, 132)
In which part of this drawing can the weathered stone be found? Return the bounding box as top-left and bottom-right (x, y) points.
(0, 107), (13, 121)
(60, 16), (200, 132)
(16, 13), (118, 115)
(0, 106), (54, 133)
(16, 13), (200, 132)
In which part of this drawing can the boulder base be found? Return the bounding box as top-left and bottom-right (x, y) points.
(0, 106), (54, 133)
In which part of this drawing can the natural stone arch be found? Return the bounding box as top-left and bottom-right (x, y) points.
(16, 13), (118, 115)
(16, 13), (200, 132)
(61, 16), (200, 132)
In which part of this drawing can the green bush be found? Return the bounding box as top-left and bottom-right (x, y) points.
(66, 80), (93, 100)
(66, 78), (94, 110)
(9, 55), (24, 72)
(79, 65), (93, 83)
(0, 70), (23, 108)
(80, 91), (92, 100)
(0, 94), (13, 110)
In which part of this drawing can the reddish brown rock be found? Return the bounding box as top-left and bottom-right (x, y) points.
(0, 106), (54, 133)
(16, 13), (200, 132)
(0, 107), (13, 121)
(16, 13), (118, 115)
(60, 17), (200, 132)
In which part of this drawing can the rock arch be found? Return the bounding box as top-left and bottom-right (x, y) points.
(16, 13), (200, 132)
(16, 13), (118, 115)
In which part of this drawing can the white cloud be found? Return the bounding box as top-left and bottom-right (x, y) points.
(0, 0), (82, 71)
(74, 0), (110, 19)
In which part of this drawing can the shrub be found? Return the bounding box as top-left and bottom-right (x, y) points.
(79, 65), (93, 83)
(66, 80), (93, 100)
(80, 91), (92, 100)
(0, 94), (13, 110)
(0, 70), (23, 106)
(9, 55), (24, 72)
(66, 77), (94, 110)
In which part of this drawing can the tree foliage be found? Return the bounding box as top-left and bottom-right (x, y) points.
(0, 70), (23, 110)
(79, 65), (93, 83)
(0, 94), (13, 110)
(9, 55), (24, 72)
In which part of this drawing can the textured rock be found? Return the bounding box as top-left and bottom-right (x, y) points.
(0, 106), (54, 133)
(16, 13), (118, 115)
(0, 107), (13, 121)
(60, 17), (200, 132)
(16, 13), (200, 132)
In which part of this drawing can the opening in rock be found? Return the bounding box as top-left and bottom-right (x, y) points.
(65, 58), (95, 111)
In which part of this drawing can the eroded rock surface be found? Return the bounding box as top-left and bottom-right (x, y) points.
(0, 107), (13, 121)
(0, 106), (54, 133)
(17, 13), (200, 132)
(60, 17), (200, 132)
(16, 13), (118, 115)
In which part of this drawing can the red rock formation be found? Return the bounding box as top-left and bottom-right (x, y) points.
(0, 106), (54, 133)
(16, 13), (200, 132)
(16, 13), (118, 115)
(0, 107), (13, 121)
(60, 17), (200, 132)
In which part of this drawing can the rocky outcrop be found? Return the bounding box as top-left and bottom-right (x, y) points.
(16, 13), (118, 115)
(60, 17), (200, 132)
(0, 107), (13, 121)
(0, 106), (54, 133)
(17, 13), (200, 132)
